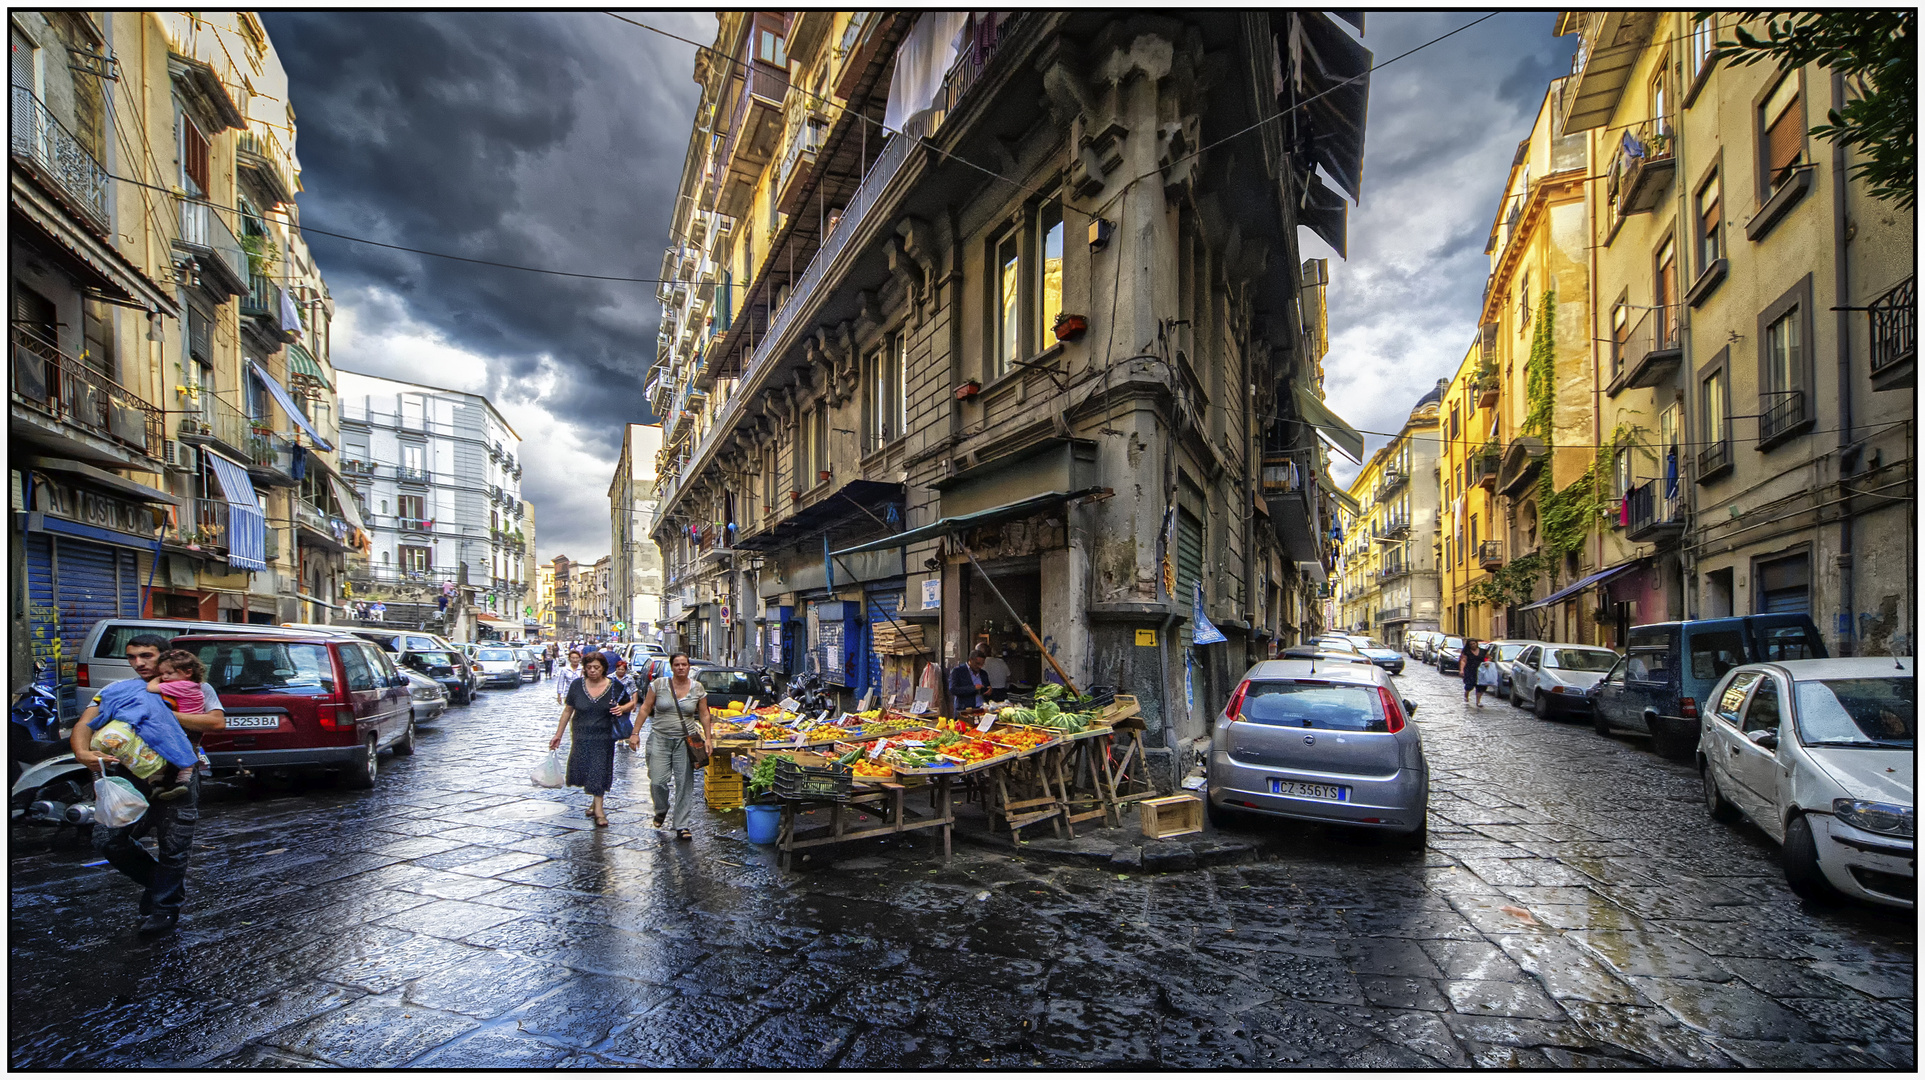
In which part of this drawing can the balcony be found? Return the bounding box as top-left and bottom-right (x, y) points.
(1375, 515), (1410, 539)
(1495, 436), (1549, 498)
(1379, 561), (1410, 581)
(236, 129), (294, 205)
(11, 326), (162, 464)
(164, 498), (232, 554)
(293, 499), (352, 552)
(1607, 303), (1685, 395)
(1376, 466), (1407, 499)
(343, 458), (377, 477)
(175, 197), (250, 297)
(1624, 478), (1684, 543)
(1698, 439), (1732, 483)
(1607, 119), (1676, 219)
(774, 107), (828, 217)
(1377, 606), (1412, 625)
(398, 516), (433, 533)
(1557, 12), (1658, 133)
(9, 86), (110, 232)
(1757, 389), (1811, 448)
(1477, 540), (1504, 572)
(1471, 449), (1502, 491)
(175, 390), (293, 482)
(709, 53), (789, 218)
(1477, 371), (1500, 411)
(1869, 275), (1915, 392)
(241, 271), (301, 344)
(397, 465), (430, 484)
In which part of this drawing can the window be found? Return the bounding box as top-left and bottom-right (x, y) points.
(402, 444), (424, 476)
(1038, 202), (1063, 339)
(1765, 309), (1799, 395)
(1610, 300), (1630, 374)
(398, 494), (424, 524)
(1650, 69), (1668, 126)
(995, 231), (1021, 375)
(1655, 237), (1677, 346)
(892, 333), (908, 444)
(1794, 678), (1916, 747)
(339, 644), (377, 692)
(1698, 347), (1730, 479)
(1758, 275), (1813, 441)
(400, 545), (431, 574)
(1742, 676), (1784, 733)
(1760, 75), (1804, 195)
(1690, 629), (1745, 680)
(864, 335), (906, 454)
(1713, 671), (1762, 725)
(179, 110), (210, 196)
(1689, 15), (1716, 83)
(755, 24), (786, 67)
(1613, 447), (1633, 500)
(1695, 171), (1722, 268)
(1469, 514), (1478, 552)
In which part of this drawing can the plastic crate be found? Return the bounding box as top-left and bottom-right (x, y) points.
(704, 761), (746, 810)
(772, 757), (852, 801)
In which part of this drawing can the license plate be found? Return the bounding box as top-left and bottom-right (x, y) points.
(224, 715), (281, 730)
(1271, 779), (1348, 801)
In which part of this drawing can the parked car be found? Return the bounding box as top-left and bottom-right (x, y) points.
(73, 619), (324, 722)
(1207, 659), (1427, 847)
(1509, 644), (1619, 718)
(1343, 635), (1406, 676)
(1434, 636), (1466, 674)
(396, 650), (471, 704)
(1312, 636), (1365, 655)
(1480, 640), (1541, 693)
(513, 648), (542, 683)
(174, 632), (415, 789)
(1696, 657), (1914, 908)
(1411, 632), (1442, 662)
(403, 669), (448, 726)
(471, 647), (526, 689)
(693, 667), (779, 711)
(1277, 647), (1377, 668)
(1589, 615), (1828, 759)
(283, 624), (446, 655)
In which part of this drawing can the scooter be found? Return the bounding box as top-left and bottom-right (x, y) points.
(10, 674), (96, 831)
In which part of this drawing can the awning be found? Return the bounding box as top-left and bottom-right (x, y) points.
(287, 342), (330, 388)
(10, 179), (179, 317)
(829, 487), (1105, 558)
(1320, 467), (1361, 517)
(22, 455), (179, 506)
(1295, 385), (1366, 463)
(1519, 561), (1643, 612)
(475, 613), (510, 625)
(246, 359), (334, 451)
(204, 449), (267, 571)
(327, 474), (367, 533)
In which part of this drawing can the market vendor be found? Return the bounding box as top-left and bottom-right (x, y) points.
(948, 647), (991, 713)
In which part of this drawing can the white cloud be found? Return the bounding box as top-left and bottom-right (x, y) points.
(331, 285), (616, 561)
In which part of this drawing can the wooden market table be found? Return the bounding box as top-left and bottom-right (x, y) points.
(774, 775), (954, 871)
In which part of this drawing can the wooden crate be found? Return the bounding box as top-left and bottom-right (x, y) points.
(1139, 794), (1203, 839)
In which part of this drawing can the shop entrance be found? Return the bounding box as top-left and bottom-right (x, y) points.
(962, 555), (1042, 693)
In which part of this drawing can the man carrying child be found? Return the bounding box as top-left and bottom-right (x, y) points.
(70, 635), (226, 936)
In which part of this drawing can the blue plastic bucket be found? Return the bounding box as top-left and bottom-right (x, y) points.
(744, 803), (781, 845)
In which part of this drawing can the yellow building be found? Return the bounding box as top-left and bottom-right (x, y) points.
(1338, 384), (1445, 647)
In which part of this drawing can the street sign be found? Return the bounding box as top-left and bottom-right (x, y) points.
(614, 621), (627, 631)
(1136, 629), (1158, 646)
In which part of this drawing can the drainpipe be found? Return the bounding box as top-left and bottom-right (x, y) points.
(1830, 70), (1855, 655)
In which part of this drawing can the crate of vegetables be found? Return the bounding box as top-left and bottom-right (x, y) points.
(773, 756), (854, 800)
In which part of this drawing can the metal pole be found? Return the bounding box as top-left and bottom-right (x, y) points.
(957, 539), (1080, 696)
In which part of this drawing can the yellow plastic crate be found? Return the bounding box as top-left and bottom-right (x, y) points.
(704, 761), (745, 810)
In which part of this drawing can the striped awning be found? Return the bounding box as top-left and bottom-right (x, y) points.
(246, 359), (334, 451)
(204, 450), (267, 571)
(287, 342), (330, 388)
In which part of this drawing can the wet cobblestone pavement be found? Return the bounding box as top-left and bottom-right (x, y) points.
(10, 668), (1914, 1067)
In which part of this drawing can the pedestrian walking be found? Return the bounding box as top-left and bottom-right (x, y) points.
(68, 635), (226, 935)
(555, 648), (583, 705)
(629, 652), (712, 842)
(543, 643), (556, 678)
(1474, 649), (1502, 707)
(1461, 639), (1484, 704)
(548, 652), (635, 828)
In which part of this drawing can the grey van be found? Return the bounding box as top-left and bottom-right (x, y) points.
(1590, 614), (1827, 759)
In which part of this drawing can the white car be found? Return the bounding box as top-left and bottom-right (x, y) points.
(472, 647), (524, 688)
(1698, 657), (1914, 909)
(1509, 644), (1619, 718)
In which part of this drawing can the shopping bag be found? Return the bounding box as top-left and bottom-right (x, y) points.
(94, 775), (149, 828)
(531, 748), (566, 788)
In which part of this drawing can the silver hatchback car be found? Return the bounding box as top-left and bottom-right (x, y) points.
(1207, 659), (1429, 846)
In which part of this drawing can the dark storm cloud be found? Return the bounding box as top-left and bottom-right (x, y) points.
(1311, 12), (1574, 481)
(263, 11), (708, 438)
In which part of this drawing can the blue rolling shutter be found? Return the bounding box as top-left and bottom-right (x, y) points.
(24, 533), (60, 691)
(47, 539), (134, 719)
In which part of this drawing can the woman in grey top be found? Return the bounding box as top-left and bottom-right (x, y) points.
(628, 652), (712, 841)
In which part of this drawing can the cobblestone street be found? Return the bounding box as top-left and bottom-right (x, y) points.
(9, 669), (1914, 1068)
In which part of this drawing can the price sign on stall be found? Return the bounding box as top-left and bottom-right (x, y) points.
(976, 713), (997, 733)
(778, 697), (801, 712)
(868, 739), (891, 760)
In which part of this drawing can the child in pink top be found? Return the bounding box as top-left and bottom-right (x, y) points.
(147, 650), (208, 791)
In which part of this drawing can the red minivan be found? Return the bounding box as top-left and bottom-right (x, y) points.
(173, 633), (416, 789)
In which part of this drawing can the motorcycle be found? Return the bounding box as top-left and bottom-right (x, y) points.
(782, 671), (835, 717)
(10, 669), (96, 832)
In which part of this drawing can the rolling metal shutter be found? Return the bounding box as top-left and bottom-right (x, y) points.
(24, 533), (60, 687)
(34, 538), (140, 718)
(1176, 509), (1203, 648)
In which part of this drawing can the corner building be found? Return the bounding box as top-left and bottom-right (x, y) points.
(648, 13), (1372, 785)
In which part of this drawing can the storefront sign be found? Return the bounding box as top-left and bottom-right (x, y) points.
(1135, 629), (1158, 647)
(33, 478), (158, 538)
(921, 577), (941, 610)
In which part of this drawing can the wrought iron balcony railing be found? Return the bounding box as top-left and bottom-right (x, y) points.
(1624, 477), (1684, 541)
(1758, 389), (1807, 444)
(1869, 276), (1915, 377)
(176, 197), (249, 291)
(9, 86), (109, 228)
(11, 326), (163, 461)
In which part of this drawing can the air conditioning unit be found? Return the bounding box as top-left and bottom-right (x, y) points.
(163, 440), (198, 473)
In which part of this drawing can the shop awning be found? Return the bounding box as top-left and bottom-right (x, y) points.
(287, 342), (330, 388)
(246, 359), (334, 451)
(1519, 561), (1642, 612)
(22, 455), (179, 506)
(475, 613), (511, 625)
(828, 487), (1105, 558)
(204, 449), (267, 571)
(1295, 385), (1366, 463)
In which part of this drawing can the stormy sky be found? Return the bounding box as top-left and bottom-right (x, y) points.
(266, 11), (1570, 559)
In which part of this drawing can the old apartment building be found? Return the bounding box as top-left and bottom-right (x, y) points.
(1336, 382), (1444, 647)
(646, 12), (1372, 780)
(10, 11), (353, 705)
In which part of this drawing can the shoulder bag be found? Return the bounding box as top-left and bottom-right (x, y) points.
(672, 684), (710, 769)
(610, 680), (635, 741)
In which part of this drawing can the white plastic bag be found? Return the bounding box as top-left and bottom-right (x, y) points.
(531, 748), (566, 788)
(94, 775), (149, 828)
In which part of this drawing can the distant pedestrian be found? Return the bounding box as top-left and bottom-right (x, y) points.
(555, 649), (583, 705)
(1461, 639), (1483, 704)
(630, 652), (712, 841)
(543, 643), (556, 678)
(548, 652), (634, 828)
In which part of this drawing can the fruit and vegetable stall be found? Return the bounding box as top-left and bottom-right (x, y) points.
(706, 685), (1152, 868)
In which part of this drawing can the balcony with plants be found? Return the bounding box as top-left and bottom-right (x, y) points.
(11, 324), (163, 465)
(1605, 118), (1675, 227)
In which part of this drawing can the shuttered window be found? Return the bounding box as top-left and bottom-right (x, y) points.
(1762, 77), (1802, 191)
(180, 111), (210, 196)
(1176, 509), (1203, 648)
(1756, 553), (1810, 614)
